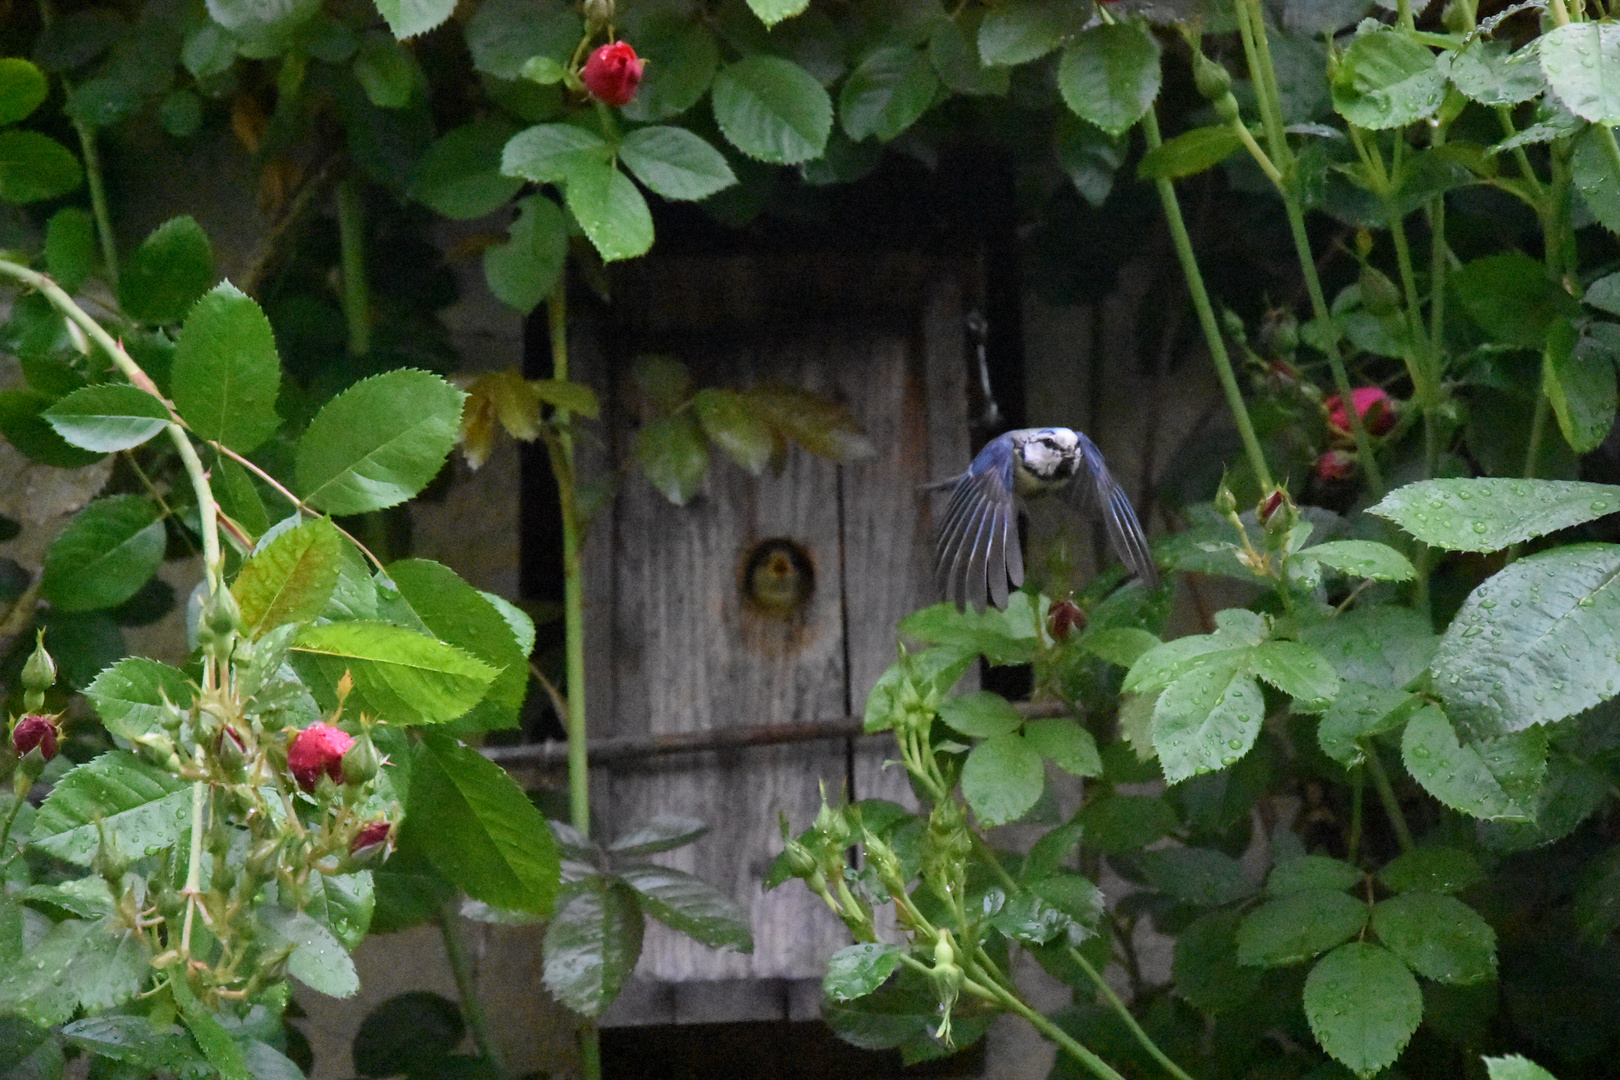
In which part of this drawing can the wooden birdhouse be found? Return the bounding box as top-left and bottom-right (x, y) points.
(568, 249), (981, 1024)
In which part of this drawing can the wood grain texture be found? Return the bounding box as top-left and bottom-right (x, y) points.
(580, 254), (976, 992)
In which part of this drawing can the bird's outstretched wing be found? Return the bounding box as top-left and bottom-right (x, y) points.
(1070, 433), (1159, 588)
(935, 435), (1022, 612)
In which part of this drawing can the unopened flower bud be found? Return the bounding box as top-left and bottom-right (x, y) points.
(21, 632), (56, 700)
(12, 714), (58, 762)
(348, 820), (395, 866)
(1316, 450), (1357, 482)
(1257, 489), (1288, 526)
(1326, 387), (1396, 436)
(206, 586), (243, 639)
(582, 0), (613, 28)
(1212, 93), (1242, 124)
(1359, 264), (1401, 315)
(580, 42), (644, 107)
(1214, 484), (1238, 516)
(287, 722), (355, 792)
(215, 726), (247, 774)
(813, 789), (851, 848)
(930, 928), (964, 1044)
(1047, 600), (1085, 642)
(781, 835), (818, 879)
(342, 734), (381, 785)
(1193, 54), (1233, 103)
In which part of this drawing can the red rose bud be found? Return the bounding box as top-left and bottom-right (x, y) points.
(1047, 600), (1086, 642)
(1326, 387), (1395, 436)
(12, 714), (58, 762)
(1316, 450), (1357, 482)
(287, 722), (355, 792)
(580, 41), (644, 106)
(1257, 489), (1288, 525)
(350, 820), (395, 864)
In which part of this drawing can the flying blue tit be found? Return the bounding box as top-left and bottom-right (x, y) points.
(933, 427), (1158, 612)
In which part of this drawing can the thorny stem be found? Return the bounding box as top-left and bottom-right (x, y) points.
(545, 282), (600, 1080)
(1066, 946), (1198, 1080)
(337, 178), (371, 357)
(441, 901), (509, 1078)
(1140, 107), (1274, 491)
(0, 259), (222, 586)
(1367, 751), (1416, 853)
(180, 782), (208, 960)
(73, 120), (119, 293)
(207, 440), (385, 571)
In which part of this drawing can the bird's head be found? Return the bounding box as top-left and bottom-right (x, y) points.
(1016, 428), (1080, 483)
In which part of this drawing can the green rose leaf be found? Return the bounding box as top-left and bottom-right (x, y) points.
(692, 387), (772, 475)
(1057, 23), (1162, 138)
(373, 0), (454, 41)
(296, 369), (465, 515)
(42, 495), (166, 613)
(1305, 942), (1422, 1078)
(1295, 539), (1417, 582)
(0, 58), (47, 125)
(1137, 123), (1242, 181)
(563, 160), (655, 263)
(1539, 21), (1620, 125)
(978, 0), (1081, 67)
(746, 0), (810, 29)
(259, 906), (359, 998)
(1331, 28), (1447, 130)
(30, 751), (191, 866)
(232, 517), (344, 639)
(403, 732), (559, 914)
(839, 46), (939, 143)
(1376, 846), (1484, 895)
(1370, 478), (1620, 553)
(84, 657), (195, 743)
(961, 732), (1044, 826)
(824, 942), (902, 1002)
(0, 130), (82, 204)
(1451, 251), (1581, 350)
(617, 864), (753, 952)
(1544, 321), (1620, 454)
(1152, 663), (1264, 784)
(500, 123), (612, 185)
(711, 56), (833, 166)
(1400, 705), (1543, 821)
(483, 193), (567, 314)
(120, 216), (215, 326)
(1431, 544), (1620, 734)
(938, 690), (1023, 739)
(290, 621), (497, 726)
(385, 558), (528, 732)
(411, 119), (524, 219)
(45, 207), (96, 292)
(541, 878), (642, 1017)
(619, 125), (736, 202)
(1483, 1057), (1561, 1080)
(1371, 892), (1496, 985)
(171, 281), (282, 453)
(43, 384), (170, 452)
(633, 412), (710, 505)
(1236, 889), (1367, 967)
(1022, 717), (1101, 777)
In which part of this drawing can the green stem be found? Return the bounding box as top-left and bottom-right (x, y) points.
(1281, 200), (1386, 494)
(993, 982), (1129, 1080)
(546, 282), (601, 1080)
(1348, 765), (1364, 864)
(1234, 0), (1288, 168)
(440, 901), (508, 1079)
(180, 781), (207, 958)
(1066, 947), (1198, 1080)
(1523, 386), (1550, 480)
(336, 178), (370, 357)
(547, 284), (590, 838)
(1140, 108), (1273, 491)
(73, 120), (119, 293)
(1366, 751), (1415, 853)
(0, 259), (221, 586)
